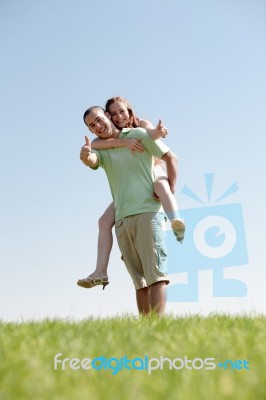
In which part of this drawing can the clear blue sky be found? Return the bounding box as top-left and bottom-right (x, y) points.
(1, 0), (265, 320)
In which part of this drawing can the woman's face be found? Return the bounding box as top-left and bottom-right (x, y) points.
(107, 101), (130, 129)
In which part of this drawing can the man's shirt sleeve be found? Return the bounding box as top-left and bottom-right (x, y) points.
(88, 149), (101, 170)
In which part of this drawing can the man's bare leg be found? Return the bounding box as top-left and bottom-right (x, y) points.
(150, 281), (167, 316)
(136, 287), (151, 315)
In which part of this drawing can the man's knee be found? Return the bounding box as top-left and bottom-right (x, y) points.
(149, 281), (167, 289)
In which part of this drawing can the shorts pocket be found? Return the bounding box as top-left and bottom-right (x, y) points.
(115, 219), (123, 229)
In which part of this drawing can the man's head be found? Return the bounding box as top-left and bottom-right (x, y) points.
(83, 106), (116, 139)
(83, 106), (119, 139)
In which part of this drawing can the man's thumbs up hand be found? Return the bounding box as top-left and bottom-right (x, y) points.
(84, 135), (91, 148)
(80, 135), (92, 164)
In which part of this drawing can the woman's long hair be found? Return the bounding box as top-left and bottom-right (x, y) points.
(105, 96), (141, 128)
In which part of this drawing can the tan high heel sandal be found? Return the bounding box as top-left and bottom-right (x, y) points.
(77, 276), (109, 290)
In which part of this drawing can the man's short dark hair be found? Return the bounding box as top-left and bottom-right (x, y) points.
(83, 106), (105, 126)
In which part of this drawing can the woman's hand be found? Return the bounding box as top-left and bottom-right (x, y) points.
(124, 138), (145, 153)
(145, 119), (168, 140)
(153, 119), (168, 138)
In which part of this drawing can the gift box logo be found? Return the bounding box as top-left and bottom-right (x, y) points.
(167, 173), (248, 302)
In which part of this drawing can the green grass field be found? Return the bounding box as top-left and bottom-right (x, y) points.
(1, 314), (265, 400)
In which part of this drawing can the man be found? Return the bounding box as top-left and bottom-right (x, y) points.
(80, 106), (178, 315)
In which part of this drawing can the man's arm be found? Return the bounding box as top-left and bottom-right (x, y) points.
(80, 136), (99, 168)
(161, 151), (178, 193)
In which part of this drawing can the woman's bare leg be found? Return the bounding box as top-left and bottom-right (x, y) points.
(154, 176), (179, 220)
(88, 202), (115, 278)
(154, 177), (185, 242)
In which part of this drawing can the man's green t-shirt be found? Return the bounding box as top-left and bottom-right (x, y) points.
(91, 128), (170, 221)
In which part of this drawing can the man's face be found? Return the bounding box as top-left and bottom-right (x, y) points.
(85, 108), (113, 139)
